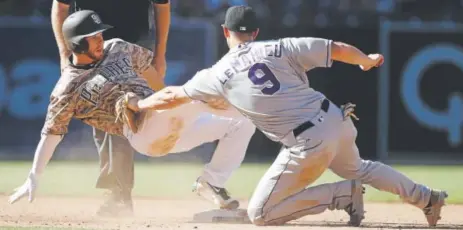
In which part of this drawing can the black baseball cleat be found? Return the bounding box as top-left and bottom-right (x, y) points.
(192, 177), (240, 210)
(96, 189), (133, 217)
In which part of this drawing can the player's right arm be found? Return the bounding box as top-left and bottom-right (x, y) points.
(282, 37), (383, 72)
(121, 41), (165, 91)
(51, 0), (71, 72)
(33, 93), (74, 173)
(9, 88), (75, 204)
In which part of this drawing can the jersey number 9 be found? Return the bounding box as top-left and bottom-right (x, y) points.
(248, 63), (280, 95)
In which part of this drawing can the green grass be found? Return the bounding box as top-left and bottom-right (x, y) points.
(0, 161), (462, 204)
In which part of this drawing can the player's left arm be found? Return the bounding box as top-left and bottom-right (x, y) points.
(151, 0), (170, 78)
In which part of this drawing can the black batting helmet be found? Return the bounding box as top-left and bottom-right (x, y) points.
(62, 10), (113, 54)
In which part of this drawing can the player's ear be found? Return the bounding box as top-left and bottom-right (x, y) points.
(252, 28), (259, 40)
(222, 25), (230, 38)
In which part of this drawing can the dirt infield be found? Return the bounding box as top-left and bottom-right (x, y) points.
(1, 196), (462, 230)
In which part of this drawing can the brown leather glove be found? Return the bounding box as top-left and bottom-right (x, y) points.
(115, 92), (141, 133)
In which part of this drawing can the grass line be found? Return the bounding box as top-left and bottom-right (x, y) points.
(1, 161), (462, 204)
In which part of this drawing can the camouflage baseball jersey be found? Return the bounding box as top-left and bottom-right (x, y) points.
(41, 38), (154, 136)
(183, 37), (332, 142)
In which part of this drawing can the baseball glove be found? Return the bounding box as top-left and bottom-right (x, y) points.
(115, 92), (142, 133)
(340, 102), (359, 121)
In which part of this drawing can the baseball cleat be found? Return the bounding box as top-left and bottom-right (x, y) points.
(96, 189), (133, 217)
(345, 180), (365, 227)
(192, 178), (240, 210)
(423, 190), (448, 227)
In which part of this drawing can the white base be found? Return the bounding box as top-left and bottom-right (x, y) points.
(192, 208), (250, 224)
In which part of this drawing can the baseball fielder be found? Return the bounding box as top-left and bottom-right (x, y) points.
(8, 10), (256, 210)
(124, 5), (449, 227)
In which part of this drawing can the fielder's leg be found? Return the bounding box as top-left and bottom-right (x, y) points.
(247, 140), (362, 226)
(329, 118), (448, 227)
(247, 100), (364, 226)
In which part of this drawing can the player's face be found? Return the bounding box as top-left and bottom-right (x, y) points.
(86, 33), (104, 61)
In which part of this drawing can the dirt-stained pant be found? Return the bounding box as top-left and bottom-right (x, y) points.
(124, 101), (256, 188)
(247, 99), (432, 226)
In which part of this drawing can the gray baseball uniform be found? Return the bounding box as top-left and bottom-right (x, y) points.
(183, 37), (432, 225)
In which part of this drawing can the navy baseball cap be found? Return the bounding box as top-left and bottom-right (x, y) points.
(223, 6), (258, 33)
(63, 10), (113, 44)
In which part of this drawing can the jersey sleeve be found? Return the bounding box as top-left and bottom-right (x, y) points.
(282, 37), (333, 71)
(124, 41), (154, 75)
(182, 68), (223, 102)
(41, 93), (75, 136)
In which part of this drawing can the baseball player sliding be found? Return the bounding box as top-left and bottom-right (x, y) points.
(123, 5), (449, 227)
(8, 10), (256, 210)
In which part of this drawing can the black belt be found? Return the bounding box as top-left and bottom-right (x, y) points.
(292, 99), (330, 137)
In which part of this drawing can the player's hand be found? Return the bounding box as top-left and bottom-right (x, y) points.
(153, 56), (167, 78)
(9, 173), (38, 204)
(359, 54), (384, 71)
(124, 93), (141, 112)
(207, 98), (230, 110)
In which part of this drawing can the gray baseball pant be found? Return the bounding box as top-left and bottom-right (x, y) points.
(247, 100), (432, 226)
(94, 128), (135, 194)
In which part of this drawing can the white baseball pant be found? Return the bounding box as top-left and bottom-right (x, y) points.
(123, 101), (256, 187)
